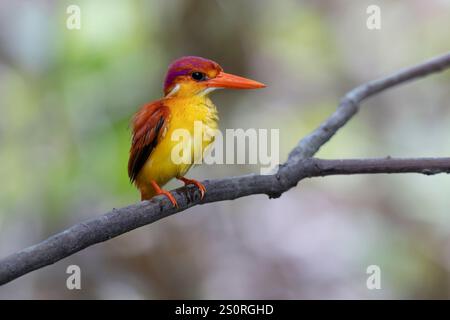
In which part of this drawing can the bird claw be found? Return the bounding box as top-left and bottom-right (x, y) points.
(150, 180), (178, 208)
(178, 177), (206, 200)
(158, 189), (179, 208)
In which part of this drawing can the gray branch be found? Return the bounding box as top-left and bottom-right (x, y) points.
(1, 52), (450, 286)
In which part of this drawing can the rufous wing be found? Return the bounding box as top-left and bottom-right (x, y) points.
(128, 101), (170, 182)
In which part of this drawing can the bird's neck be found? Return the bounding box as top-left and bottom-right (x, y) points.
(166, 94), (219, 128)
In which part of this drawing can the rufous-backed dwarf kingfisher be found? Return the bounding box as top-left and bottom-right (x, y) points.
(128, 56), (265, 207)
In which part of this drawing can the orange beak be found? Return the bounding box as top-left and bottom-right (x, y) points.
(207, 71), (266, 89)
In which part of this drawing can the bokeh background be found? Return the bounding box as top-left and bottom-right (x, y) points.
(1, 0), (450, 299)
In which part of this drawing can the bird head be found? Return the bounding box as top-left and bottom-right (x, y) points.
(163, 56), (265, 98)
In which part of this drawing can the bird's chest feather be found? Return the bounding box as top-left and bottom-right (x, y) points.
(142, 97), (218, 184)
(168, 97), (218, 162)
(169, 96), (219, 135)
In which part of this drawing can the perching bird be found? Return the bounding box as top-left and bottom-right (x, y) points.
(128, 56), (265, 207)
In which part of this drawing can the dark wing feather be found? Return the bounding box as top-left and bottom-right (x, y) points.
(128, 101), (170, 182)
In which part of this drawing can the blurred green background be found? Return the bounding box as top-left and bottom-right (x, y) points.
(1, 0), (450, 299)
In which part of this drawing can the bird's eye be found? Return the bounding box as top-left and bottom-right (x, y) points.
(191, 71), (206, 81)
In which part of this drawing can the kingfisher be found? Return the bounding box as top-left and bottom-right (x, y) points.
(128, 56), (265, 207)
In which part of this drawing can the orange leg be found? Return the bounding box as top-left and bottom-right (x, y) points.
(177, 177), (206, 199)
(150, 180), (178, 208)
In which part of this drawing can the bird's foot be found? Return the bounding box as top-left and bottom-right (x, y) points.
(150, 180), (178, 208)
(177, 177), (206, 200)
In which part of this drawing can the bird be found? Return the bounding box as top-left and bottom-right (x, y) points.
(128, 56), (265, 207)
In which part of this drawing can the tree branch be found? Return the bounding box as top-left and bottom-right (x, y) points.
(288, 52), (450, 162)
(1, 52), (450, 286)
(306, 157), (450, 176)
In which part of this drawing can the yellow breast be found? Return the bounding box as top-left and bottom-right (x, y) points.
(136, 95), (218, 196)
